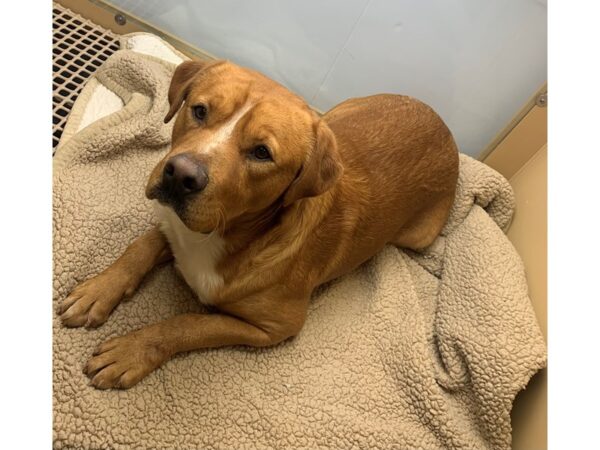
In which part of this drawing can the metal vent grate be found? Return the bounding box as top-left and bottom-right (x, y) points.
(52, 3), (120, 152)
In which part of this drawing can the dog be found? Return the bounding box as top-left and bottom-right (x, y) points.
(58, 59), (459, 389)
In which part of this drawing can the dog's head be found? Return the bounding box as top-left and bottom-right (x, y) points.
(146, 60), (343, 233)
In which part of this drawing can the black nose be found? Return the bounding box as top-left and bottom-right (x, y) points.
(162, 154), (209, 197)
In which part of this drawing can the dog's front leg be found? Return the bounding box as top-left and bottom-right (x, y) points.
(59, 227), (172, 328)
(84, 311), (301, 389)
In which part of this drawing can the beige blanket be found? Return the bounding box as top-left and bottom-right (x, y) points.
(53, 50), (546, 450)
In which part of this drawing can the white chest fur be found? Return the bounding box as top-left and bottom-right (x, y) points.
(153, 202), (225, 304)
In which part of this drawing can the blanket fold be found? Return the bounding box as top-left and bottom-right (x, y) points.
(53, 50), (546, 450)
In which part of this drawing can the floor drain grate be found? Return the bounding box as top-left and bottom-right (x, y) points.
(52, 2), (120, 153)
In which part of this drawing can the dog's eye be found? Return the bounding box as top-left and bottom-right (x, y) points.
(250, 145), (272, 161)
(192, 104), (207, 122)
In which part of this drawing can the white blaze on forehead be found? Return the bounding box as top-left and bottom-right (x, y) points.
(203, 102), (254, 153)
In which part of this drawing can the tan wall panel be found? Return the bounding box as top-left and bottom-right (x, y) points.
(484, 105), (547, 179)
(507, 146), (547, 338)
(507, 145), (547, 450)
(54, 0), (143, 34)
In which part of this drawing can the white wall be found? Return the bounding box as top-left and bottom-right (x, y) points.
(109, 0), (547, 157)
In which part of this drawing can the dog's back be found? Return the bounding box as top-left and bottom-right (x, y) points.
(311, 94), (459, 282)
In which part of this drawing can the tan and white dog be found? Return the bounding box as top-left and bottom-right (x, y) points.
(59, 59), (459, 389)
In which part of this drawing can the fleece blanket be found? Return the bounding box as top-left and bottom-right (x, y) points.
(53, 49), (546, 450)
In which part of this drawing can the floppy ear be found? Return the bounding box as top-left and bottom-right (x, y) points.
(283, 119), (343, 207)
(164, 60), (210, 123)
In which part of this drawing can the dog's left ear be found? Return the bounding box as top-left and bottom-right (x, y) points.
(164, 60), (210, 123)
(283, 119), (343, 207)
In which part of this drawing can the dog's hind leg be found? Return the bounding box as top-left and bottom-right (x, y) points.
(58, 227), (172, 328)
(391, 195), (454, 250)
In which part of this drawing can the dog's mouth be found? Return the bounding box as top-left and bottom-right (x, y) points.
(148, 183), (217, 234)
(147, 183), (190, 218)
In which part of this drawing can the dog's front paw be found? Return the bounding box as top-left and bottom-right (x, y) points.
(59, 270), (135, 328)
(84, 331), (167, 389)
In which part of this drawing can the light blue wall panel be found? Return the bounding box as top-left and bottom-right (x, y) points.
(109, 0), (546, 156)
